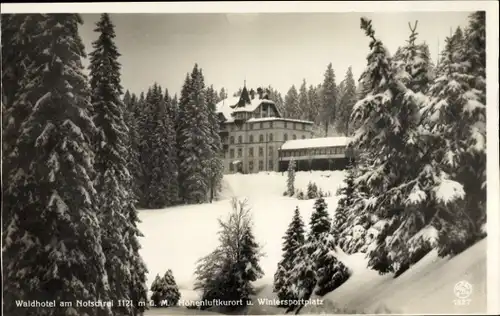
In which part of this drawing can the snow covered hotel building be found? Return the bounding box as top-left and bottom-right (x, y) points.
(216, 86), (314, 174)
(278, 136), (354, 172)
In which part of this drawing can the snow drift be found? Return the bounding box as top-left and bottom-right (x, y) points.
(139, 171), (486, 315)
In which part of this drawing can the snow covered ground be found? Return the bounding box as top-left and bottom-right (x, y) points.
(302, 238), (487, 314)
(138, 171), (487, 315)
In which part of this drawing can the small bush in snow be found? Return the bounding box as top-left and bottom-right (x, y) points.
(296, 189), (306, 200)
(307, 181), (319, 199)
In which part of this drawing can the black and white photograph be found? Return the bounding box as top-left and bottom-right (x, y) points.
(1, 1), (499, 316)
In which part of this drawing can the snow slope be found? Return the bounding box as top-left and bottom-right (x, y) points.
(302, 238), (487, 314)
(139, 171), (345, 315)
(139, 170), (487, 315)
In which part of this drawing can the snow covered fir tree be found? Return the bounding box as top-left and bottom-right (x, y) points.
(194, 198), (263, 312)
(273, 207), (305, 305)
(1, 9), (492, 316)
(150, 269), (181, 308)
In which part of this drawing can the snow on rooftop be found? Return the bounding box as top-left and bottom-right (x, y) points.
(280, 136), (352, 150)
(246, 117), (313, 124)
(216, 97), (276, 122)
(216, 97), (240, 122)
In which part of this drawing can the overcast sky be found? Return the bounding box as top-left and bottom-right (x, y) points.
(79, 12), (471, 97)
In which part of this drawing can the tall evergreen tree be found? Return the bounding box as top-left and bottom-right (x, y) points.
(219, 87), (228, 102)
(133, 91), (147, 205)
(206, 85), (224, 202)
(321, 63), (338, 136)
(284, 85), (300, 119)
(286, 199), (333, 313)
(298, 79), (309, 120)
(352, 17), (449, 275)
(392, 21), (434, 94)
(273, 207), (305, 304)
(177, 64), (212, 204)
(421, 11), (486, 256)
(2, 14), (46, 233)
(238, 225), (265, 301)
(3, 14), (113, 316)
(140, 84), (179, 207)
(89, 13), (148, 315)
(335, 67), (357, 136)
(137, 86), (157, 205)
(333, 164), (355, 243)
(266, 85), (285, 115)
(124, 92), (143, 203)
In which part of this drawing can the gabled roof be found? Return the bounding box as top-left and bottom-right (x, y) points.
(216, 94), (277, 122)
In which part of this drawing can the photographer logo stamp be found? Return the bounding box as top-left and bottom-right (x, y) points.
(453, 280), (472, 306)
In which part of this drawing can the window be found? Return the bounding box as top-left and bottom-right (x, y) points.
(259, 160), (264, 171)
(238, 135), (242, 144)
(270, 121), (273, 128)
(269, 160), (274, 170)
(230, 149), (235, 158)
(269, 146), (273, 156)
(260, 122), (264, 129)
(249, 161), (254, 170)
(284, 122), (288, 128)
(259, 134), (264, 142)
(230, 125), (234, 131)
(249, 123), (253, 130)
(269, 133), (273, 141)
(302, 135), (306, 139)
(237, 148), (242, 158)
(230, 163), (234, 171)
(249, 148), (254, 157)
(302, 124), (306, 130)
(259, 147), (264, 157)
(249, 134), (254, 143)
(284, 134), (288, 141)
(294, 123), (297, 129)
(292, 134), (297, 140)
(230, 136), (235, 144)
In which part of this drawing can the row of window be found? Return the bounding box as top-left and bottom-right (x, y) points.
(228, 160), (274, 172)
(229, 133), (305, 144)
(282, 146), (345, 157)
(229, 146), (275, 158)
(227, 121), (308, 131)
